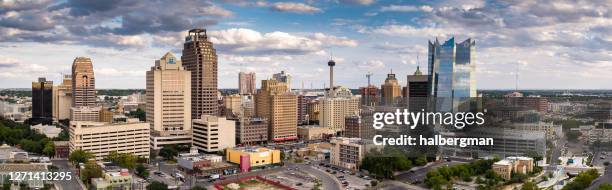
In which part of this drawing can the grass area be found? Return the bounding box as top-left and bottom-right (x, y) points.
(222, 178), (285, 190)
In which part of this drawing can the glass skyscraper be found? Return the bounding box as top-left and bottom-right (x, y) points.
(428, 37), (476, 112)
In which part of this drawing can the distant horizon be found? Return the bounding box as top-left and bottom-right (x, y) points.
(2, 88), (612, 91)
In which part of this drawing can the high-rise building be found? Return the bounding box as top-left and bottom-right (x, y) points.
(223, 94), (242, 118)
(182, 28), (218, 118)
(71, 57), (96, 107)
(407, 66), (429, 112)
(359, 85), (378, 106)
(319, 87), (360, 133)
(307, 99), (320, 123)
(52, 75), (72, 120)
(428, 37), (476, 112)
(297, 94), (308, 125)
(192, 115), (236, 153)
(70, 106), (101, 122)
(69, 119), (150, 160)
(31, 77), (53, 124)
(255, 79), (297, 142)
(146, 52), (192, 150)
(232, 117), (268, 145)
(381, 72), (402, 106)
(272, 71), (292, 90)
(238, 72), (256, 95)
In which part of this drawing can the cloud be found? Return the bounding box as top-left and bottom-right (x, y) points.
(338, 0), (375, 6)
(208, 28), (358, 55)
(0, 0), (52, 13)
(380, 5), (434, 12)
(0, 56), (48, 78)
(356, 60), (385, 69)
(270, 2), (322, 13)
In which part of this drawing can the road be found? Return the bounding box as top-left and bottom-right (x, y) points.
(589, 165), (612, 190)
(395, 160), (466, 185)
(290, 163), (341, 190)
(51, 160), (84, 190)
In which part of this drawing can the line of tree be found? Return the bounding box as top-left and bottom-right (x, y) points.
(424, 159), (500, 190)
(360, 147), (429, 179)
(0, 117), (68, 157)
(562, 169), (600, 190)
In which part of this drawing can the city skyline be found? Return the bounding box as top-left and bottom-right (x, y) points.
(0, 0), (610, 89)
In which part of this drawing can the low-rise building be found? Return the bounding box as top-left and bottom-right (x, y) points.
(588, 121), (612, 143)
(297, 125), (334, 141)
(329, 137), (375, 170)
(91, 163), (132, 190)
(0, 164), (48, 189)
(492, 157), (534, 180)
(226, 147), (281, 172)
(30, 124), (62, 138)
(192, 115), (236, 153)
(70, 106), (101, 122)
(54, 141), (70, 159)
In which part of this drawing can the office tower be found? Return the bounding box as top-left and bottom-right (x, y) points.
(238, 72), (256, 95)
(381, 71), (402, 106)
(31, 77), (53, 124)
(428, 37), (476, 112)
(255, 79), (297, 142)
(231, 117), (268, 145)
(146, 52), (192, 150)
(182, 28), (218, 118)
(297, 94), (308, 125)
(223, 94), (241, 118)
(272, 71), (292, 90)
(359, 85), (378, 106)
(192, 115), (236, 153)
(319, 87), (360, 133)
(69, 119), (150, 160)
(344, 115), (362, 138)
(240, 95), (255, 118)
(407, 66), (429, 112)
(70, 106), (101, 122)
(307, 99), (320, 123)
(52, 75), (72, 120)
(71, 57), (96, 107)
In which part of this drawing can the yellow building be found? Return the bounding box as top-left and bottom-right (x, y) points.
(52, 75), (72, 120)
(255, 79), (297, 142)
(381, 72), (402, 106)
(226, 147), (281, 170)
(319, 87), (360, 133)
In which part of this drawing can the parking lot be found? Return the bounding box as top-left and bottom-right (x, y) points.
(263, 167), (317, 190)
(593, 151), (612, 167)
(315, 162), (373, 190)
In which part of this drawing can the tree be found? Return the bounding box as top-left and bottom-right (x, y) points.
(370, 180), (378, 187)
(42, 141), (55, 157)
(147, 181), (169, 190)
(562, 169), (600, 190)
(104, 151), (137, 170)
(190, 186), (206, 190)
(599, 184), (612, 190)
(69, 150), (94, 165)
(521, 181), (538, 190)
(80, 161), (103, 184)
(128, 108), (146, 121)
(136, 164), (149, 178)
(159, 145), (178, 160)
(566, 131), (582, 142)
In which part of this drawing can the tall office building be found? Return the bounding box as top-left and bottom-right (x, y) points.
(223, 94), (242, 117)
(192, 115), (236, 153)
(238, 72), (256, 95)
(407, 66), (429, 112)
(319, 87), (360, 133)
(146, 52), (192, 150)
(52, 75), (72, 120)
(71, 57), (96, 107)
(360, 85), (378, 106)
(428, 37), (476, 112)
(381, 72), (402, 106)
(272, 71), (292, 90)
(255, 79), (297, 142)
(182, 28), (218, 118)
(31, 77), (53, 124)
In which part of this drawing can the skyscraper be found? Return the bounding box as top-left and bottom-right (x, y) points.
(255, 79), (297, 142)
(146, 52), (192, 150)
(319, 87), (360, 133)
(52, 75), (72, 120)
(31, 77), (53, 124)
(407, 66), (429, 112)
(428, 37), (476, 112)
(182, 28), (218, 118)
(71, 57), (96, 107)
(381, 71), (402, 106)
(239, 72), (256, 95)
(272, 71), (292, 90)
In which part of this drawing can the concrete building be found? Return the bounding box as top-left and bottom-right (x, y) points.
(69, 119), (150, 160)
(70, 106), (101, 122)
(177, 148), (223, 171)
(307, 99), (320, 123)
(223, 94), (241, 117)
(360, 85), (378, 106)
(54, 141), (69, 159)
(509, 122), (561, 139)
(30, 124), (62, 138)
(146, 52), (192, 150)
(239, 72), (256, 95)
(192, 115), (236, 153)
(272, 71), (292, 90)
(381, 72), (402, 106)
(588, 121), (612, 143)
(441, 128), (547, 159)
(255, 79), (297, 142)
(226, 147), (281, 172)
(319, 87), (360, 133)
(232, 117), (268, 145)
(52, 75), (72, 121)
(91, 164), (133, 190)
(31, 77), (53, 124)
(71, 57), (96, 107)
(329, 137), (375, 170)
(182, 28), (218, 119)
(0, 164), (48, 189)
(297, 125), (334, 141)
(406, 66), (429, 112)
(492, 157), (534, 180)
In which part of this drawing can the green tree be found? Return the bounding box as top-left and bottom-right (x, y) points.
(562, 169), (600, 190)
(521, 181), (538, 190)
(147, 181), (169, 190)
(190, 186), (206, 190)
(69, 150), (94, 165)
(159, 145), (178, 160)
(42, 141), (55, 157)
(599, 184), (612, 190)
(128, 108), (146, 121)
(136, 164), (149, 178)
(80, 161), (103, 184)
(566, 131), (582, 142)
(104, 151), (137, 170)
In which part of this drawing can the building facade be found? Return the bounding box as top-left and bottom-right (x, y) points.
(329, 137), (375, 170)
(255, 79), (297, 142)
(181, 28), (218, 118)
(69, 119), (150, 160)
(233, 117), (268, 145)
(319, 87), (360, 133)
(192, 115), (236, 153)
(238, 72), (256, 95)
(31, 77), (53, 124)
(381, 72), (402, 106)
(71, 57), (96, 107)
(70, 106), (101, 122)
(272, 71), (291, 90)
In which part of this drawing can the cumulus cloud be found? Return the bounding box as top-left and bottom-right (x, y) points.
(339, 0), (375, 6)
(380, 5), (434, 12)
(270, 2), (322, 13)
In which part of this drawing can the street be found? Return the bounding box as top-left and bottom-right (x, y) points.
(51, 160), (84, 190)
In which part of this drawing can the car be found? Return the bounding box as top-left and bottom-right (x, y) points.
(332, 171), (337, 174)
(343, 170), (350, 174)
(319, 163), (325, 166)
(296, 183), (303, 186)
(338, 176), (345, 179)
(326, 169), (331, 172)
(153, 171), (162, 175)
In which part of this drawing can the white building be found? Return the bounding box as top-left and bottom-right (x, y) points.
(69, 119), (150, 160)
(192, 115), (236, 153)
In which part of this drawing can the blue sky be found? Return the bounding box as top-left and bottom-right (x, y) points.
(0, 0), (610, 89)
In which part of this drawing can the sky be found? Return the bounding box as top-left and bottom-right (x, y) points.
(0, 0), (610, 89)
